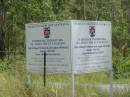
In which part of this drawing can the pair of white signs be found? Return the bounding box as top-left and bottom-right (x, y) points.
(25, 20), (112, 74)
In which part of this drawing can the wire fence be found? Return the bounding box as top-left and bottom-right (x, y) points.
(0, 0), (130, 97)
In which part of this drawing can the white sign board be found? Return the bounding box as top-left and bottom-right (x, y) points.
(71, 21), (112, 74)
(26, 20), (112, 74)
(26, 22), (71, 73)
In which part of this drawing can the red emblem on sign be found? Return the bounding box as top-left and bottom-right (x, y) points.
(89, 26), (96, 37)
(44, 26), (50, 38)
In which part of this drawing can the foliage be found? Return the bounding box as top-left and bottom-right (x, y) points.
(0, 59), (11, 72)
(113, 48), (130, 79)
(1, 1), (130, 97)
(0, 0), (130, 81)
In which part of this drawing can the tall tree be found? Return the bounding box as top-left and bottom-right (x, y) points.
(0, 0), (7, 59)
(128, 0), (130, 34)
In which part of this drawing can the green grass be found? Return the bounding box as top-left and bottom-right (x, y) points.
(0, 56), (130, 97)
(0, 70), (130, 97)
(113, 78), (130, 84)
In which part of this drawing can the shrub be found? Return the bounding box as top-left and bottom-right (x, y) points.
(113, 48), (130, 79)
(0, 59), (11, 72)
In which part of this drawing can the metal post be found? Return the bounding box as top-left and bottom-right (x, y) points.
(70, 28), (74, 97)
(93, 0), (97, 20)
(71, 71), (74, 97)
(44, 51), (46, 87)
(83, 0), (86, 20)
(109, 68), (113, 97)
(109, 22), (113, 97)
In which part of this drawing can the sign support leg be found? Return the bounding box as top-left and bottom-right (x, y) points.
(71, 72), (75, 97)
(44, 51), (46, 87)
(109, 69), (113, 97)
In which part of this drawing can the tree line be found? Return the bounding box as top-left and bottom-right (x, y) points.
(0, 0), (130, 78)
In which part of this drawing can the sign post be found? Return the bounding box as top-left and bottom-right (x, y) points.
(71, 69), (75, 97)
(43, 51), (46, 87)
(25, 20), (112, 97)
(109, 69), (113, 97)
(109, 28), (113, 97)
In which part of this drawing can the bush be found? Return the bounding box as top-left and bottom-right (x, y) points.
(0, 59), (11, 72)
(113, 48), (130, 79)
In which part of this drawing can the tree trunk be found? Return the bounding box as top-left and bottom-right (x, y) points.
(0, 0), (6, 59)
(128, 1), (130, 34)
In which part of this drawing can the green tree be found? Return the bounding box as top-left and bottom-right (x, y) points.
(0, 0), (11, 59)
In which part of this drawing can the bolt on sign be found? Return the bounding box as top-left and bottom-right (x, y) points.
(25, 20), (112, 74)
